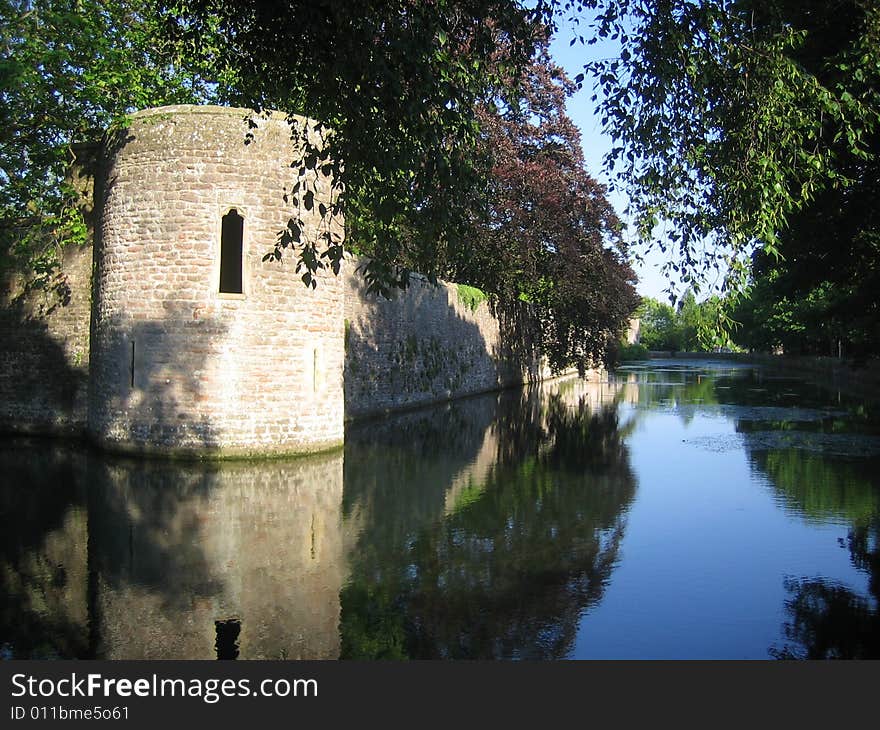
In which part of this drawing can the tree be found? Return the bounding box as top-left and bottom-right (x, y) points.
(636, 297), (680, 351)
(450, 38), (638, 369)
(636, 292), (737, 352)
(561, 0), (880, 292)
(0, 0), (232, 285)
(676, 289), (702, 351)
(730, 147), (880, 357)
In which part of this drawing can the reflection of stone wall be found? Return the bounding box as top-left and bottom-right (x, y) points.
(0, 443), (90, 659)
(344, 376), (628, 555)
(91, 451), (345, 659)
(340, 374), (638, 659)
(343, 392), (501, 549)
(440, 376), (630, 514)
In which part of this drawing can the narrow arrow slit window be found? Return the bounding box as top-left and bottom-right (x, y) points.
(219, 209), (244, 294)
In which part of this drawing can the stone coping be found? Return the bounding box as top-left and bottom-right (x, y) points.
(128, 104), (306, 124)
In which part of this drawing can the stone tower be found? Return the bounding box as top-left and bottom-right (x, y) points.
(88, 105), (344, 456)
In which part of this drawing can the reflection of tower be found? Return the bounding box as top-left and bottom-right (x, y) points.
(89, 105), (343, 457)
(89, 451), (346, 659)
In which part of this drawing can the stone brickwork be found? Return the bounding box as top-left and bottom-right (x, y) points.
(344, 256), (563, 418)
(0, 143), (98, 435)
(89, 106), (344, 456)
(0, 104), (596, 457)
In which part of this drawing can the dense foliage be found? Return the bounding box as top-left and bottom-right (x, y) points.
(561, 0), (880, 356)
(566, 0), (880, 283)
(0, 0), (229, 285)
(450, 39), (638, 369)
(729, 156), (880, 357)
(635, 292), (735, 352)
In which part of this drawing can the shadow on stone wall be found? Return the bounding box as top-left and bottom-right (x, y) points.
(489, 296), (544, 382)
(0, 247), (90, 435)
(88, 128), (232, 453)
(345, 270), (546, 419)
(89, 306), (230, 452)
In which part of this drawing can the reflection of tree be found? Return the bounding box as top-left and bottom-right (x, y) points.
(751, 451), (880, 526)
(771, 518), (880, 660)
(341, 389), (637, 659)
(0, 442), (90, 658)
(744, 422), (880, 658)
(713, 370), (818, 408)
(541, 393), (635, 471)
(343, 392), (500, 560)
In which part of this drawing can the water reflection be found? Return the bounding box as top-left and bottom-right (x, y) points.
(770, 517), (880, 659)
(1, 444), (344, 659)
(710, 367), (880, 659)
(0, 443), (89, 659)
(610, 360), (880, 659)
(747, 448), (880, 658)
(1, 376), (634, 660)
(4, 362), (879, 659)
(341, 379), (637, 659)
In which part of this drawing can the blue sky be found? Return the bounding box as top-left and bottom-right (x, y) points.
(548, 27), (685, 303)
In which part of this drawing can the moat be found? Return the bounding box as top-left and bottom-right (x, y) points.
(3, 359), (879, 659)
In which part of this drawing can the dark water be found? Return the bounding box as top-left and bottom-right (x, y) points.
(2, 360), (879, 659)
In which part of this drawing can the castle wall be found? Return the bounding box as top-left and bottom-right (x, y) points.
(0, 105), (598, 456)
(344, 257), (560, 418)
(0, 144), (98, 435)
(88, 106), (344, 456)
(0, 245), (92, 435)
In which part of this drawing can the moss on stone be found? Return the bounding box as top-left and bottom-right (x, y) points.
(456, 284), (487, 312)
